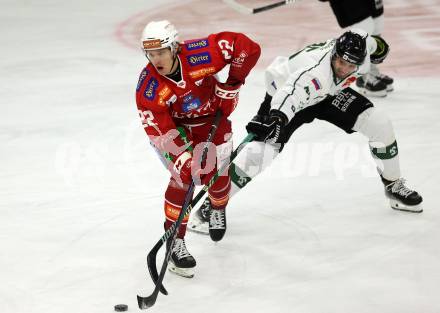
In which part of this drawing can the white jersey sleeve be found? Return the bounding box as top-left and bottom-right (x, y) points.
(264, 56), (291, 96)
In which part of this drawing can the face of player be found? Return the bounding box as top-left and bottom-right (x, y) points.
(146, 48), (177, 75)
(332, 55), (359, 79)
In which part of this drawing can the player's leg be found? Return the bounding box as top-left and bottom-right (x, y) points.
(151, 128), (197, 278)
(354, 0), (393, 95)
(207, 138), (233, 242)
(188, 93), (320, 234)
(352, 106), (422, 212)
(164, 178), (197, 278)
(370, 0), (393, 92)
(319, 88), (422, 212)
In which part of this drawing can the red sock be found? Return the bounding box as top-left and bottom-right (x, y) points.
(208, 174), (231, 210)
(164, 179), (192, 238)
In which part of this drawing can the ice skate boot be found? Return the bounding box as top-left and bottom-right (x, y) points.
(168, 238), (196, 278)
(382, 177), (423, 213)
(209, 208), (227, 242)
(356, 74), (387, 97)
(188, 197), (211, 235)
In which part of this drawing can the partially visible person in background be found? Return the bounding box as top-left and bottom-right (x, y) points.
(319, 0), (393, 97)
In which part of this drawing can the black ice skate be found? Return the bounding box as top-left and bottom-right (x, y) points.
(375, 73), (394, 92)
(382, 177), (423, 213)
(209, 208), (227, 242)
(356, 74), (387, 97)
(187, 197), (211, 235)
(168, 238), (196, 278)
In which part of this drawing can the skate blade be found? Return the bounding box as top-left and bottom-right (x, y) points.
(386, 84), (394, 92)
(168, 262), (195, 278)
(187, 217), (209, 235)
(390, 199), (423, 213)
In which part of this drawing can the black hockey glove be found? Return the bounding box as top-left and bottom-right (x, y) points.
(246, 109), (288, 143)
(370, 35), (390, 64)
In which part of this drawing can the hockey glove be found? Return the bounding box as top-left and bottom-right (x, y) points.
(213, 82), (241, 116)
(246, 109), (288, 143)
(370, 35), (390, 64)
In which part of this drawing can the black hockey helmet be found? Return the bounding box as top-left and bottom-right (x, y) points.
(333, 30), (367, 65)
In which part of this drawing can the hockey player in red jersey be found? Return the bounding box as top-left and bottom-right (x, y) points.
(136, 20), (260, 277)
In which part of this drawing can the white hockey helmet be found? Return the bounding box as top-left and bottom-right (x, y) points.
(141, 20), (179, 54)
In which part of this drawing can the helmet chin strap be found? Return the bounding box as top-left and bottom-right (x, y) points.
(168, 44), (179, 75)
(169, 54), (178, 75)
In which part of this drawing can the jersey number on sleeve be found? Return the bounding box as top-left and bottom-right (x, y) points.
(218, 39), (234, 60)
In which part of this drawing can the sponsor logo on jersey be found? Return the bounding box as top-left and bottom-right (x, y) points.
(187, 52), (211, 66)
(331, 90), (356, 112)
(159, 86), (171, 98)
(136, 69), (149, 91)
(342, 76), (357, 88)
(158, 86), (172, 106)
(185, 38), (209, 50)
(189, 67), (216, 79)
(166, 94), (177, 106)
(183, 94), (193, 103)
(165, 203), (181, 219)
(182, 93), (202, 112)
(144, 77), (159, 100)
(311, 78), (322, 91)
(142, 39), (162, 50)
(232, 50), (248, 68)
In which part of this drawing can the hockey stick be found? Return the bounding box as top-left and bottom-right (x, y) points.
(137, 111), (223, 309)
(223, 0), (297, 14)
(137, 131), (255, 309)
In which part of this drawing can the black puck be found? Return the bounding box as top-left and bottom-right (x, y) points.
(114, 304), (128, 312)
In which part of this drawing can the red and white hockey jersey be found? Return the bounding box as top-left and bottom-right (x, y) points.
(136, 32), (260, 160)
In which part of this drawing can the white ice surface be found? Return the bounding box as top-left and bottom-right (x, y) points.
(1, 1), (440, 313)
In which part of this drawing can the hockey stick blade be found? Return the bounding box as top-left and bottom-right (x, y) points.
(138, 233), (180, 309)
(137, 293), (157, 310)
